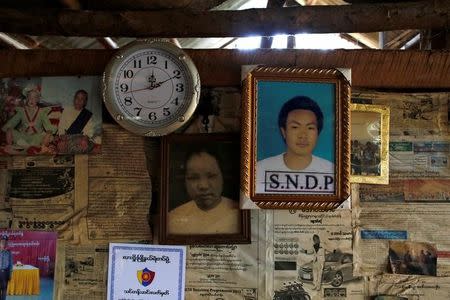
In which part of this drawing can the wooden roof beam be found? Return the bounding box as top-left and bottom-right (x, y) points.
(0, 1), (449, 37)
(78, 0), (191, 10)
(344, 0), (420, 3)
(260, 0), (287, 48)
(384, 30), (419, 49)
(0, 49), (449, 89)
(0, 33), (44, 49)
(0, 0), (229, 10)
(339, 33), (370, 49)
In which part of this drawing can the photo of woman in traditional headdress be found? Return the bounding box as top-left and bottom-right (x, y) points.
(1, 85), (56, 154)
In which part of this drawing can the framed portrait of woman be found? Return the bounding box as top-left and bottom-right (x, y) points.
(159, 133), (251, 245)
(241, 67), (351, 210)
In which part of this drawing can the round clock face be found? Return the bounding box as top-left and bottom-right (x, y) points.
(103, 41), (201, 136)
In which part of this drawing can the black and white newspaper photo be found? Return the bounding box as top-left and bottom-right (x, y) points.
(6, 155), (76, 241)
(267, 209), (364, 300)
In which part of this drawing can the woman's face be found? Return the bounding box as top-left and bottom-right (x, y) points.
(26, 91), (40, 107)
(185, 152), (223, 210)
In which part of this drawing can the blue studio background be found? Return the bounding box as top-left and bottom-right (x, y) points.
(256, 80), (335, 163)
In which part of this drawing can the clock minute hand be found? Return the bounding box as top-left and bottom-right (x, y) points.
(123, 86), (153, 94)
(124, 75), (178, 93)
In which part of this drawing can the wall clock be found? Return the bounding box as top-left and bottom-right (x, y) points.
(102, 40), (201, 136)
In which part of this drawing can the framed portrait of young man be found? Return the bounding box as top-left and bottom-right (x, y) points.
(159, 133), (251, 245)
(350, 103), (390, 184)
(241, 67), (351, 210)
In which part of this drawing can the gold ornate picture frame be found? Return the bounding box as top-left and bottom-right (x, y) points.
(241, 67), (351, 210)
(350, 103), (390, 184)
(160, 133), (251, 244)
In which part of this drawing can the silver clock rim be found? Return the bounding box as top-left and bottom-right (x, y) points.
(102, 40), (201, 137)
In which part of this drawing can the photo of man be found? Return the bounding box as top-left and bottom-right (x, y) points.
(299, 234), (325, 291)
(0, 235), (12, 300)
(58, 89), (95, 138)
(55, 88), (101, 154)
(255, 81), (336, 195)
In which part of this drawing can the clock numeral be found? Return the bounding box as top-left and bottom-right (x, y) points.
(176, 83), (184, 92)
(165, 60), (168, 69)
(120, 83), (129, 93)
(171, 97), (179, 106)
(173, 70), (181, 79)
(148, 112), (157, 120)
(123, 70), (134, 78)
(134, 107), (142, 116)
(147, 56), (157, 65)
(124, 97), (133, 106)
(133, 60), (142, 68)
(163, 107), (171, 116)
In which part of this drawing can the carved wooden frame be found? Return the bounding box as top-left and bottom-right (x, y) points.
(241, 67), (351, 210)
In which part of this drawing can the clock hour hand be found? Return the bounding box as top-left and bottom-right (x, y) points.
(149, 75), (180, 90)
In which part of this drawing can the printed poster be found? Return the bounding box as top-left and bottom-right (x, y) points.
(107, 243), (186, 300)
(1, 229), (57, 299)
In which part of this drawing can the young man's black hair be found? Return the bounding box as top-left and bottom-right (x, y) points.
(278, 96), (324, 134)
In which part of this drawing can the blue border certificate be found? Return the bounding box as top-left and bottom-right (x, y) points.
(107, 243), (186, 300)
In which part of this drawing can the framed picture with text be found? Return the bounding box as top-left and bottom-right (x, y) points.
(241, 67), (351, 210)
(160, 133), (251, 245)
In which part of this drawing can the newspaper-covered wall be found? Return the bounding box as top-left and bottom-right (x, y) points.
(354, 200), (450, 277)
(84, 124), (152, 242)
(353, 90), (450, 299)
(184, 210), (265, 300)
(368, 274), (450, 299)
(1, 88), (449, 299)
(53, 124), (153, 299)
(0, 123), (153, 300)
(352, 91), (448, 137)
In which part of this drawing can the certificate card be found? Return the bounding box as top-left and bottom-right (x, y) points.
(107, 243), (186, 300)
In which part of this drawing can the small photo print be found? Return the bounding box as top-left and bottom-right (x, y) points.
(389, 241), (437, 276)
(350, 103), (389, 185)
(351, 111), (381, 176)
(0, 76), (102, 155)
